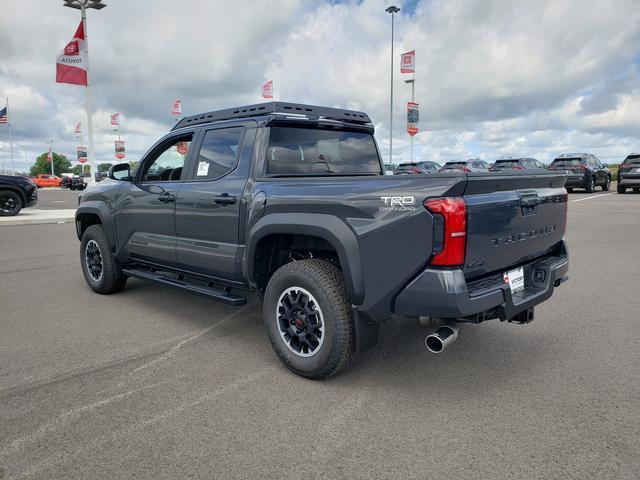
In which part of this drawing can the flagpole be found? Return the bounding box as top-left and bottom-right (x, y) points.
(81, 2), (97, 187)
(7, 97), (15, 175)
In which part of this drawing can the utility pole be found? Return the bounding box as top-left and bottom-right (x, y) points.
(386, 5), (400, 167)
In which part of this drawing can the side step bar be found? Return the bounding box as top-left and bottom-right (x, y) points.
(122, 266), (247, 306)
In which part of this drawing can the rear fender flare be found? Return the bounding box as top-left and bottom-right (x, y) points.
(246, 213), (364, 304)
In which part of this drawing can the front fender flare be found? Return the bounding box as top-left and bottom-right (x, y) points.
(75, 201), (117, 249)
(246, 213), (364, 305)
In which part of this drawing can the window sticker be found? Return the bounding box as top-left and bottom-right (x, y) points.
(197, 161), (210, 177)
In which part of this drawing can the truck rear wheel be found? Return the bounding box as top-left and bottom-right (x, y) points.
(80, 224), (127, 294)
(263, 259), (356, 379)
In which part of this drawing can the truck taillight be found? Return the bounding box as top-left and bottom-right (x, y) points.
(619, 163), (630, 170)
(424, 197), (467, 267)
(463, 167), (471, 173)
(514, 165), (525, 170)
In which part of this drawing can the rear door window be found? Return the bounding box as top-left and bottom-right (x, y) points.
(190, 128), (244, 180)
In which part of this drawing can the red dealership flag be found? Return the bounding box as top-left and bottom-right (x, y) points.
(172, 99), (182, 115)
(262, 80), (273, 99)
(47, 146), (53, 162)
(74, 122), (82, 134)
(56, 20), (88, 86)
(400, 50), (415, 74)
(110, 113), (120, 126)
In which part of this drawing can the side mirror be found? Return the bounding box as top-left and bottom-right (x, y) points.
(602, 163), (609, 168)
(109, 163), (131, 181)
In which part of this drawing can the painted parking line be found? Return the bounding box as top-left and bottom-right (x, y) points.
(571, 192), (616, 203)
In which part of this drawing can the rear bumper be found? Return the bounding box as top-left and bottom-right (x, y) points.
(394, 240), (569, 321)
(564, 174), (587, 188)
(618, 176), (640, 186)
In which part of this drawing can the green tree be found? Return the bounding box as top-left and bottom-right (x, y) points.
(98, 162), (114, 173)
(29, 152), (72, 177)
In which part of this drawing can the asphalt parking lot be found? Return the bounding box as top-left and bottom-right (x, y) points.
(1, 189), (639, 479)
(33, 188), (80, 210)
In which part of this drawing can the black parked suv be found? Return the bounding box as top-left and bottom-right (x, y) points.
(548, 153), (610, 193)
(393, 161), (441, 174)
(489, 158), (546, 172)
(0, 174), (38, 216)
(617, 154), (640, 193)
(75, 102), (569, 379)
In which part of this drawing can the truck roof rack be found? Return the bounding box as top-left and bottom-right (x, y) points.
(172, 101), (372, 130)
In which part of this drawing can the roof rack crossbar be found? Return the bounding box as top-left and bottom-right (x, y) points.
(172, 102), (371, 130)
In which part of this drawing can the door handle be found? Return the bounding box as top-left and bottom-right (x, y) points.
(213, 193), (236, 205)
(158, 193), (176, 203)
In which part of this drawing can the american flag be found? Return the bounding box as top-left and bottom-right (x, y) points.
(0, 106), (7, 124)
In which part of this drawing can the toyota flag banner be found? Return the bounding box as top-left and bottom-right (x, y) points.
(56, 21), (88, 86)
(407, 102), (419, 136)
(400, 50), (415, 74)
(262, 80), (273, 99)
(115, 140), (125, 159)
(172, 100), (182, 116)
(77, 146), (88, 163)
(110, 113), (120, 126)
(74, 122), (82, 135)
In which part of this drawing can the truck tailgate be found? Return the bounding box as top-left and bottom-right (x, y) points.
(462, 171), (568, 279)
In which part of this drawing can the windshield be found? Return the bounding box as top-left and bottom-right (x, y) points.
(420, 162), (439, 170)
(551, 158), (582, 168)
(442, 162), (466, 169)
(494, 160), (520, 167)
(266, 127), (382, 176)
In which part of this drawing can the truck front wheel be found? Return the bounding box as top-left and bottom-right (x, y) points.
(263, 259), (356, 379)
(80, 224), (127, 294)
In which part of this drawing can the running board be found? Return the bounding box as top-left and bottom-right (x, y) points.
(122, 266), (247, 306)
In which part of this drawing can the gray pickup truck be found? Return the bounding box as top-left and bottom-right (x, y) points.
(76, 102), (569, 379)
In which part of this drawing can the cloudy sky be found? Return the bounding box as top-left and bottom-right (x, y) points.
(1, 0), (639, 172)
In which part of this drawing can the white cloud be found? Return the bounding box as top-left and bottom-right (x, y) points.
(0, 0), (639, 172)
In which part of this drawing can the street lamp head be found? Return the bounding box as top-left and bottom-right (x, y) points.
(63, 0), (107, 10)
(385, 5), (400, 14)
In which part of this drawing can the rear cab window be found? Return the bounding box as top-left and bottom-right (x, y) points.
(266, 127), (382, 176)
(625, 155), (640, 165)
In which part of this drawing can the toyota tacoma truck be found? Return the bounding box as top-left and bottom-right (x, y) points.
(75, 102), (569, 379)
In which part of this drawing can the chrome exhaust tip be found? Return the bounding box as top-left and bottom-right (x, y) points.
(425, 324), (458, 354)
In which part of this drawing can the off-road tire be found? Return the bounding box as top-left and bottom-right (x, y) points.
(263, 259), (356, 379)
(566, 187), (573, 193)
(80, 224), (127, 294)
(617, 184), (626, 194)
(0, 190), (23, 216)
(602, 176), (610, 191)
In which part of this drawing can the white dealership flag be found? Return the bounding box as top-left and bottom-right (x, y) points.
(74, 122), (82, 135)
(171, 99), (182, 115)
(56, 21), (88, 86)
(400, 50), (415, 74)
(262, 80), (273, 99)
(110, 113), (120, 126)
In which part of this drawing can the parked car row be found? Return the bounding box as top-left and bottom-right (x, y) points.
(617, 153), (640, 194)
(389, 152), (624, 194)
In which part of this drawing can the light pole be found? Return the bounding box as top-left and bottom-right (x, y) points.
(63, 0), (106, 185)
(386, 5), (400, 167)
